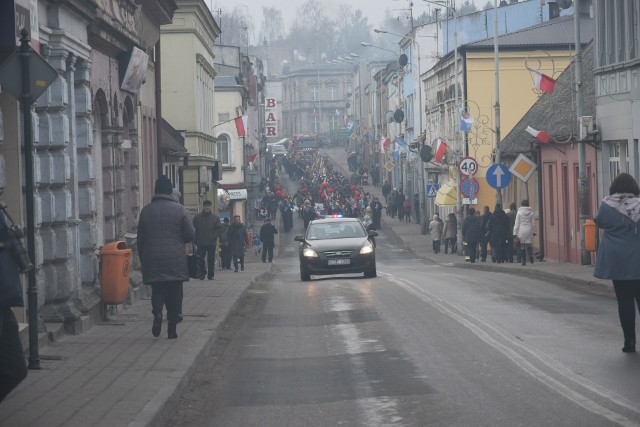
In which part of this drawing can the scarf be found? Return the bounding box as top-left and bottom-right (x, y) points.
(603, 193), (640, 223)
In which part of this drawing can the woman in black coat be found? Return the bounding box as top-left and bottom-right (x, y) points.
(488, 203), (510, 263)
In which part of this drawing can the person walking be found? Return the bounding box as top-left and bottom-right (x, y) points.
(370, 197), (383, 230)
(192, 200), (222, 280)
(479, 206), (492, 262)
(138, 175), (195, 339)
(443, 213), (457, 254)
(0, 209), (28, 402)
(413, 193), (420, 224)
(403, 197), (411, 223)
(429, 214), (444, 254)
(462, 207), (482, 263)
(219, 217), (231, 270)
(513, 200), (536, 266)
(594, 173), (640, 353)
(397, 191), (406, 221)
(488, 203), (510, 263)
(259, 218), (279, 263)
(229, 215), (249, 272)
(506, 202), (517, 263)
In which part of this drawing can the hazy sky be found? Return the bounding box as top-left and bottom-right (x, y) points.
(210, 0), (475, 40)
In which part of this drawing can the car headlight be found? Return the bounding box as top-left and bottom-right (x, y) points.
(303, 248), (318, 257)
(359, 245), (374, 255)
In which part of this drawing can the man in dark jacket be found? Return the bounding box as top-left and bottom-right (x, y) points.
(259, 218), (279, 263)
(138, 175), (195, 339)
(462, 207), (482, 263)
(192, 200), (222, 280)
(229, 215), (249, 272)
(0, 210), (28, 402)
(479, 206), (493, 262)
(370, 197), (383, 230)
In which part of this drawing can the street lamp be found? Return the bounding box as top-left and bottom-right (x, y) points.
(374, 27), (429, 235)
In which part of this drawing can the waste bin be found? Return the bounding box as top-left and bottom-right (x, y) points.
(100, 241), (132, 304)
(584, 219), (597, 252)
(247, 231), (253, 249)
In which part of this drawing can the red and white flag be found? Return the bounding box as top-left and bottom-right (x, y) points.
(234, 115), (248, 137)
(247, 149), (258, 163)
(380, 137), (391, 153)
(527, 67), (555, 94)
(434, 138), (447, 163)
(525, 126), (551, 143)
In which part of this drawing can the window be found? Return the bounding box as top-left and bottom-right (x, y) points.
(329, 114), (338, 130)
(406, 95), (414, 129)
(217, 134), (231, 166)
(310, 113), (319, 133)
(596, 0), (639, 66)
(311, 85), (319, 101)
(328, 85), (337, 100)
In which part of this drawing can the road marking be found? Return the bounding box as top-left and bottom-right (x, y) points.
(377, 272), (640, 426)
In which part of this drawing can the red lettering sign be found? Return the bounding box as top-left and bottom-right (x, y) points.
(266, 112), (277, 123)
(265, 98), (276, 108)
(266, 126), (277, 137)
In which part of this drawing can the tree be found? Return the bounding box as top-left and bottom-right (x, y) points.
(288, 0), (337, 64)
(336, 8), (372, 57)
(219, 6), (255, 48)
(459, 0), (479, 15)
(258, 7), (285, 43)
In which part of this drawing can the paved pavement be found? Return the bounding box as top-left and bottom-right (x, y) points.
(0, 150), (613, 427)
(0, 251), (272, 427)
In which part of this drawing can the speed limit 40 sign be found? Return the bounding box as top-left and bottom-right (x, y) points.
(458, 157), (478, 176)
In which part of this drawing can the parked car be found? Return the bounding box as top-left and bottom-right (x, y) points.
(295, 217), (378, 281)
(267, 143), (287, 158)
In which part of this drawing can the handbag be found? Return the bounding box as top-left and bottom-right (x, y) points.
(187, 244), (200, 279)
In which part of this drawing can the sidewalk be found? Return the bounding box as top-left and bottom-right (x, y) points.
(322, 148), (613, 298)
(0, 252), (271, 427)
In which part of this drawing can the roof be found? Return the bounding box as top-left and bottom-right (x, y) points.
(465, 16), (594, 50)
(501, 41), (595, 156)
(161, 119), (187, 155)
(214, 75), (241, 88)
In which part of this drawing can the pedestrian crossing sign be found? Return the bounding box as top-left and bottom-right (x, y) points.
(426, 183), (440, 198)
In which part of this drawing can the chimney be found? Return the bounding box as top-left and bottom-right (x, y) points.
(548, 0), (560, 19)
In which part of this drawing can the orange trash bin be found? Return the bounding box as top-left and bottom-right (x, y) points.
(100, 241), (132, 304)
(584, 219), (597, 252)
(247, 231), (253, 249)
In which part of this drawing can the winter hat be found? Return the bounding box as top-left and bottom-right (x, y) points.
(155, 175), (173, 195)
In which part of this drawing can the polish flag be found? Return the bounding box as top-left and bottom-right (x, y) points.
(234, 115), (248, 137)
(434, 138), (447, 163)
(380, 137), (391, 154)
(527, 67), (556, 94)
(525, 126), (551, 143)
(247, 150), (258, 163)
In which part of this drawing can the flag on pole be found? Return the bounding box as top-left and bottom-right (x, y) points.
(247, 150), (258, 163)
(525, 126), (551, 143)
(527, 67), (556, 94)
(395, 136), (407, 149)
(459, 108), (474, 133)
(234, 115), (248, 137)
(380, 137), (391, 154)
(434, 138), (447, 163)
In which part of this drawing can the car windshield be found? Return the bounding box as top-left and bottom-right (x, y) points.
(306, 222), (366, 240)
(298, 138), (317, 148)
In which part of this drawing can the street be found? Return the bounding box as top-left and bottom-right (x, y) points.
(169, 213), (640, 426)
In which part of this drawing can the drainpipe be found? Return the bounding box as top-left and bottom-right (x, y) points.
(155, 40), (163, 177)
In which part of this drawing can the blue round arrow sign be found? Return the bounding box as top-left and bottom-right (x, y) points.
(486, 163), (512, 189)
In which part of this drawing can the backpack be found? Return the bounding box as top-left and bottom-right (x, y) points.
(403, 199), (411, 210)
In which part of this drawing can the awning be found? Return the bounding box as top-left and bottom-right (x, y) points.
(228, 188), (248, 200)
(435, 181), (457, 206)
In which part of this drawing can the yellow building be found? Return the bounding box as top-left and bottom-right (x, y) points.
(429, 16), (593, 211)
(160, 0), (221, 214)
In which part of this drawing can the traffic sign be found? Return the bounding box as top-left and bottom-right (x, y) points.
(458, 157), (478, 176)
(486, 163), (512, 189)
(509, 154), (537, 182)
(385, 161), (394, 172)
(0, 49), (58, 102)
(459, 177), (479, 198)
(426, 183), (440, 198)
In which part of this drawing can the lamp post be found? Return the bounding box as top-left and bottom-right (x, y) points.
(374, 28), (428, 234)
(422, 0), (462, 253)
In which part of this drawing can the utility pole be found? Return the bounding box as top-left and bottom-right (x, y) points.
(575, 0), (589, 265)
(493, 0), (502, 206)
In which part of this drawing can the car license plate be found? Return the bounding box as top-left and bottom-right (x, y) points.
(328, 259), (350, 266)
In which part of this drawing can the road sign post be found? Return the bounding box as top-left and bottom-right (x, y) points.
(458, 157), (478, 177)
(486, 163), (512, 190)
